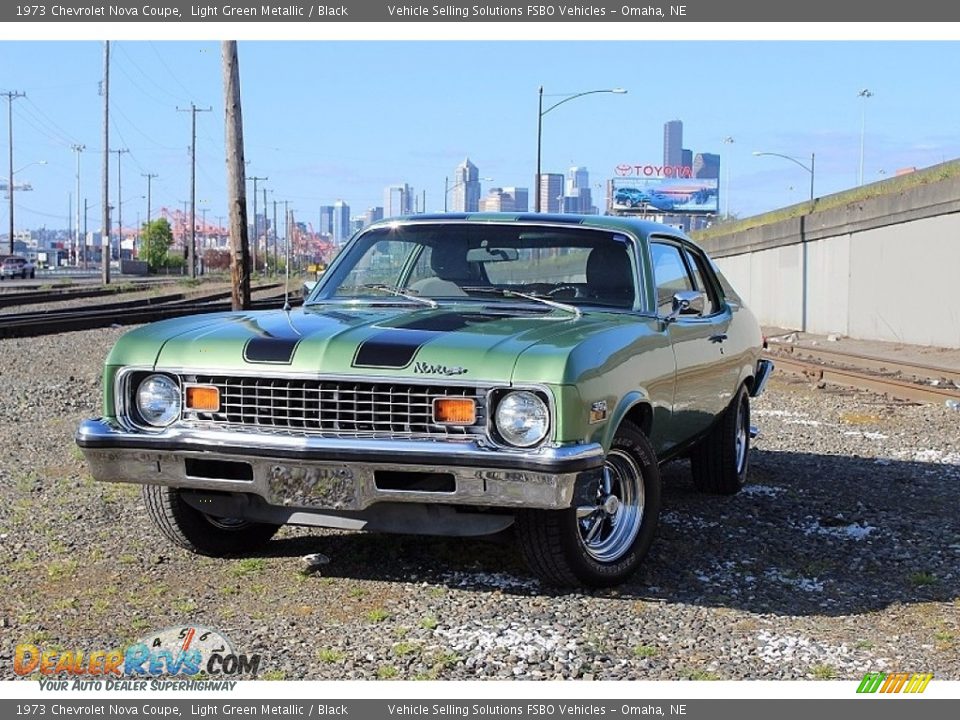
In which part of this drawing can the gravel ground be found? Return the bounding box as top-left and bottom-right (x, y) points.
(1, 327), (958, 681)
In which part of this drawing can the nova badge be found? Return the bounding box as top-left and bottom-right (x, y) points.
(414, 361), (468, 376)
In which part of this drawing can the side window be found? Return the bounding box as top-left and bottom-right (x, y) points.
(650, 242), (694, 316)
(683, 248), (720, 316)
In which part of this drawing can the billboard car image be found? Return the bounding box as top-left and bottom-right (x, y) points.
(609, 176), (719, 214)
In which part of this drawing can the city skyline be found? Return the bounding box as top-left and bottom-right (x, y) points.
(2, 41), (960, 236)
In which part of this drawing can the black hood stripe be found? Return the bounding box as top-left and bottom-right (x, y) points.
(352, 312), (503, 369)
(244, 337), (301, 364)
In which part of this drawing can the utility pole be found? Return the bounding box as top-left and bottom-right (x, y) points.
(283, 200), (290, 273)
(142, 172), (157, 226)
(248, 175), (267, 274)
(4, 90), (26, 255)
(177, 103), (212, 278)
(222, 40), (251, 310)
(72, 144), (85, 265)
(83, 198), (89, 269)
(272, 199), (278, 271)
(111, 148), (129, 262)
(262, 186), (269, 272)
(101, 41), (110, 283)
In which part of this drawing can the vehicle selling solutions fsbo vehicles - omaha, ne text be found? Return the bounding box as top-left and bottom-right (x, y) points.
(76, 214), (772, 587)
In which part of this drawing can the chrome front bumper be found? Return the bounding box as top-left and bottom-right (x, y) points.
(76, 419), (604, 512)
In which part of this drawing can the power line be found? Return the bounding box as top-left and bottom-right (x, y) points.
(176, 102), (212, 278)
(4, 90), (27, 254)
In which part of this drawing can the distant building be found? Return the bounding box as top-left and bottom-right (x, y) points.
(681, 149), (693, 170)
(384, 184), (414, 217)
(693, 153), (721, 179)
(318, 205), (334, 236)
(538, 173), (564, 214)
(566, 166), (593, 214)
(451, 158), (481, 213)
(479, 186), (529, 213)
(663, 120), (683, 168)
(332, 200), (350, 245)
(364, 206), (384, 226)
(504, 187), (529, 213)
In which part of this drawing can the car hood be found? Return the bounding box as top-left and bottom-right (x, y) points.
(117, 303), (636, 384)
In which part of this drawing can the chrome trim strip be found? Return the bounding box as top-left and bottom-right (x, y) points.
(751, 358), (775, 397)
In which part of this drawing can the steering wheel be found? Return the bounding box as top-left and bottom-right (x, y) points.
(547, 284), (583, 299)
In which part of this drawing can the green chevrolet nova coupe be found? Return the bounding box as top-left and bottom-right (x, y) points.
(77, 214), (772, 587)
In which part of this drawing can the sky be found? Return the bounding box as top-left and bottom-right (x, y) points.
(2, 39), (960, 233)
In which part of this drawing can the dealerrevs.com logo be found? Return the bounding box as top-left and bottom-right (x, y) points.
(856, 672), (933, 694)
(14, 626), (262, 691)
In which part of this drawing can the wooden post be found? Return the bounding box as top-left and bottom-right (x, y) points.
(222, 41), (250, 310)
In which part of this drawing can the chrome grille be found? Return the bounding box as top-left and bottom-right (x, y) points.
(181, 375), (486, 440)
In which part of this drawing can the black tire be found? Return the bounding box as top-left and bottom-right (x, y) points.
(143, 485), (280, 557)
(29, 270), (35, 279)
(690, 384), (751, 495)
(516, 421), (661, 588)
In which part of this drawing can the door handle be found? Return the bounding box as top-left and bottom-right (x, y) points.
(709, 333), (728, 343)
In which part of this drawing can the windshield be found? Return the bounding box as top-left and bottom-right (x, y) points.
(309, 223), (639, 311)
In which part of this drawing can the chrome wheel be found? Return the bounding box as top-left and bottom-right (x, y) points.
(577, 449), (645, 563)
(734, 395), (749, 474)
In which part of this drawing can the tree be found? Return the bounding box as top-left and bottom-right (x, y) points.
(140, 218), (173, 272)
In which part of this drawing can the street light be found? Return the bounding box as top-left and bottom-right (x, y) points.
(858, 88), (873, 185)
(2, 160), (46, 255)
(721, 137), (734, 218)
(752, 151), (816, 201)
(536, 86), (626, 212)
(444, 175), (493, 212)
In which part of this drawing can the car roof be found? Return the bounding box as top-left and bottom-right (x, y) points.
(364, 212), (692, 243)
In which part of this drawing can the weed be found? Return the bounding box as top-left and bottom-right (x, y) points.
(260, 670), (286, 681)
(685, 669), (719, 681)
(811, 664), (836, 680)
(316, 648), (345, 664)
(633, 645), (658, 658)
(365, 608), (390, 623)
(392, 642), (419, 657)
(47, 559), (78, 580)
(419, 617), (439, 630)
(910, 572), (937, 587)
(377, 666), (398, 679)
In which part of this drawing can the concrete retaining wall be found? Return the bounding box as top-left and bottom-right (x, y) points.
(694, 171), (960, 349)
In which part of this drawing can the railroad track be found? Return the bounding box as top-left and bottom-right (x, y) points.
(0, 285), (296, 339)
(0, 279), (181, 309)
(767, 344), (960, 405)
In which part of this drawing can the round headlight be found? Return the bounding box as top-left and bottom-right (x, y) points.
(494, 391), (549, 448)
(135, 374), (180, 427)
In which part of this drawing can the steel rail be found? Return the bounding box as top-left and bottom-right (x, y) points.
(769, 353), (960, 404)
(768, 344), (960, 387)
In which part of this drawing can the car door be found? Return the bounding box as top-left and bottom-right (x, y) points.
(650, 237), (735, 449)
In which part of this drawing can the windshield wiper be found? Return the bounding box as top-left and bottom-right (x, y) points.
(463, 287), (581, 319)
(358, 284), (438, 308)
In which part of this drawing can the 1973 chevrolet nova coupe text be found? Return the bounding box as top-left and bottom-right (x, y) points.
(77, 214), (772, 587)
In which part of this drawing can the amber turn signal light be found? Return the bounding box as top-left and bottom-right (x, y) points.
(433, 397), (477, 425)
(185, 385), (220, 412)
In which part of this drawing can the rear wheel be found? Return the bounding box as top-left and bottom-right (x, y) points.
(516, 421), (661, 587)
(690, 384), (751, 495)
(143, 484), (280, 557)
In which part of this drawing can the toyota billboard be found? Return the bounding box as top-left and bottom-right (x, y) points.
(607, 168), (719, 214)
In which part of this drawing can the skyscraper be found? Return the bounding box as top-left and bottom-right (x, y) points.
(318, 205), (334, 236)
(332, 200), (350, 245)
(538, 173), (564, 214)
(384, 184), (414, 217)
(503, 187), (528, 212)
(364, 206), (384, 226)
(663, 120), (683, 167)
(566, 166), (592, 214)
(451, 158), (481, 212)
(681, 149), (693, 170)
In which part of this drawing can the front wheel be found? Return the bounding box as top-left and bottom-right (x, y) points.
(516, 421), (661, 588)
(690, 384), (751, 495)
(143, 485), (280, 557)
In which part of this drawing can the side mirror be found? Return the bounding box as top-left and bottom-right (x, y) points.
(664, 290), (705, 323)
(302, 280), (318, 298)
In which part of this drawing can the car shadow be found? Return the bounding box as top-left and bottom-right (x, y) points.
(253, 449), (959, 617)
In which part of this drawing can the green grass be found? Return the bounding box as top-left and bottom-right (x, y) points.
(685, 669), (720, 681)
(316, 648), (345, 664)
(392, 642), (419, 657)
(632, 645), (658, 658)
(910, 571), (937, 587)
(171, 598), (197, 614)
(229, 558), (267, 578)
(692, 158), (960, 243)
(376, 665), (399, 679)
(811, 664), (836, 680)
(46, 559), (79, 580)
(365, 608), (390, 623)
(260, 670), (286, 681)
(419, 616), (439, 630)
